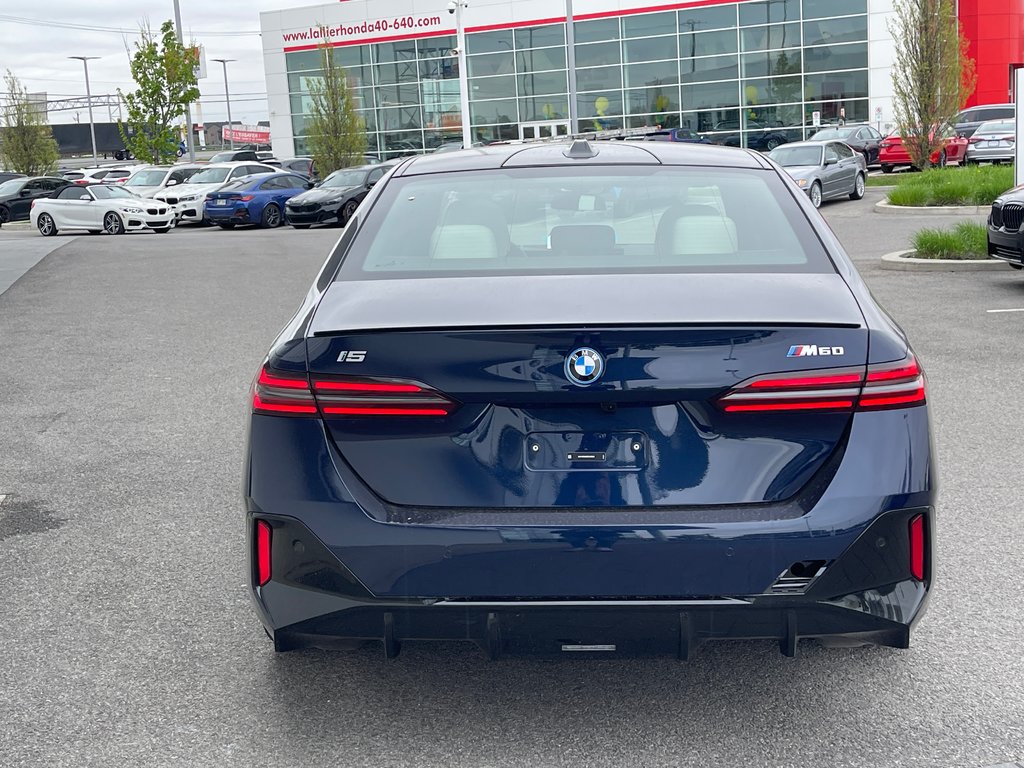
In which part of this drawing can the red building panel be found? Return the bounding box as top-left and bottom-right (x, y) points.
(959, 0), (1024, 106)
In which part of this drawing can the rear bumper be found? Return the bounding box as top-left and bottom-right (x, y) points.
(966, 145), (1013, 162)
(205, 204), (251, 223)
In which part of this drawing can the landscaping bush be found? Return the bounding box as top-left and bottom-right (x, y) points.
(911, 221), (989, 259)
(885, 164), (1014, 206)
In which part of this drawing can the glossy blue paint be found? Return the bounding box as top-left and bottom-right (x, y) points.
(204, 172), (309, 226)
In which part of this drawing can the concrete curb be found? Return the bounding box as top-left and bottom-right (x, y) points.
(874, 200), (989, 215)
(0, 221), (34, 232)
(880, 248), (1007, 271)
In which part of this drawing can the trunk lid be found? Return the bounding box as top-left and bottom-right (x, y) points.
(307, 273), (866, 509)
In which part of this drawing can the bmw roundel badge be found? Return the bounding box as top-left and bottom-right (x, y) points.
(565, 347), (605, 386)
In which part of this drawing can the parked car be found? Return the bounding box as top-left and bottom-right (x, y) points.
(152, 162), (278, 224)
(31, 183), (174, 236)
(708, 119), (789, 151)
(123, 164), (205, 198)
(641, 128), (711, 144)
(63, 167), (139, 185)
(256, 151), (281, 167)
(964, 120), (1016, 165)
(204, 172), (312, 229)
(768, 140), (867, 208)
(878, 127), (968, 172)
(954, 103), (1014, 139)
(208, 149), (260, 163)
(245, 139), (934, 657)
(987, 185), (1024, 270)
(0, 176), (69, 224)
(808, 124), (884, 165)
(284, 164), (391, 229)
(0, 171), (25, 185)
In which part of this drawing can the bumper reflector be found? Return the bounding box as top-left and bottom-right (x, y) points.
(256, 520), (272, 586)
(909, 513), (925, 581)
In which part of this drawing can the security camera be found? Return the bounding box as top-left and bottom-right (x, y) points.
(447, 1), (456, 14)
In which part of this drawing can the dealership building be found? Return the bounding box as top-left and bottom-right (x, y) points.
(259, 0), (1022, 159)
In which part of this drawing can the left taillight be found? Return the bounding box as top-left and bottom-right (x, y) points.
(255, 519), (272, 586)
(251, 364), (458, 417)
(909, 513), (926, 581)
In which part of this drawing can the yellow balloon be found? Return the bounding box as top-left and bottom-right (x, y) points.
(594, 95), (610, 115)
(745, 85), (759, 103)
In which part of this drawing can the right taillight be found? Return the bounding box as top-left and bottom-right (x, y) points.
(251, 364), (457, 418)
(858, 355), (926, 410)
(255, 519), (272, 587)
(717, 354), (926, 413)
(909, 513), (926, 581)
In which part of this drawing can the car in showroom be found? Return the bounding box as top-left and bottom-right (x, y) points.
(284, 163), (391, 229)
(204, 172), (312, 229)
(122, 164), (205, 198)
(964, 119), (1016, 165)
(707, 118), (790, 151)
(31, 183), (174, 236)
(878, 126), (968, 172)
(152, 161), (277, 224)
(954, 103), (1014, 139)
(768, 140), (867, 208)
(0, 175), (69, 224)
(808, 124), (884, 165)
(245, 139), (935, 658)
(640, 127), (711, 144)
(986, 185), (1024, 270)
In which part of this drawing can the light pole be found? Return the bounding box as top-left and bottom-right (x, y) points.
(212, 58), (235, 148)
(68, 56), (99, 162)
(172, 0), (196, 161)
(448, 0), (473, 148)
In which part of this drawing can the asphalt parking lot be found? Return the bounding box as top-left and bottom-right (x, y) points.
(2, 188), (1024, 768)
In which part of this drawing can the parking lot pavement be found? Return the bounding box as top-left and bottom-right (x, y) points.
(2, 211), (1024, 768)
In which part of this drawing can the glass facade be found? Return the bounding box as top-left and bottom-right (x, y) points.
(284, 0), (870, 157)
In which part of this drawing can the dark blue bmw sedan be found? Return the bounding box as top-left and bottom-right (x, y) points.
(244, 140), (934, 659)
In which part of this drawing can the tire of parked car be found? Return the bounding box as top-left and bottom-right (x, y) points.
(809, 181), (822, 209)
(36, 213), (57, 236)
(261, 204), (282, 229)
(341, 199), (359, 224)
(0, 205), (10, 224)
(881, 165), (894, 173)
(103, 212), (125, 235)
(850, 173), (866, 201)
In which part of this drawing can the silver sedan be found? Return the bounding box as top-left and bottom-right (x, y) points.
(767, 140), (867, 208)
(964, 119), (1016, 164)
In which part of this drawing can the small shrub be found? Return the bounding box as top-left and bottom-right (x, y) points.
(886, 164), (1014, 206)
(889, 186), (929, 207)
(911, 221), (989, 259)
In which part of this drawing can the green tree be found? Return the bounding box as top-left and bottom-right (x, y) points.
(889, 0), (976, 168)
(118, 21), (200, 164)
(0, 70), (59, 175)
(306, 41), (367, 174)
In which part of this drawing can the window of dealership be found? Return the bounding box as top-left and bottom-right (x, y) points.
(281, 0), (870, 158)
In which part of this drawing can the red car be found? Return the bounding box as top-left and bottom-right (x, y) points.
(879, 127), (968, 172)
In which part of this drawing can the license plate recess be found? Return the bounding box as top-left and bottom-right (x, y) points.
(525, 431), (647, 471)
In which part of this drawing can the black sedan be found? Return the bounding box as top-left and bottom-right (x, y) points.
(987, 188), (1024, 271)
(285, 164), (390, 229)
(0, 176), (69, 224)
(809, 124), (885, 165)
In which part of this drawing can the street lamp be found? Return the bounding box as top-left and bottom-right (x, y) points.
(68, 56), (99, 162)
(447, 0), (473, 148)
(211, 58), (236, 148)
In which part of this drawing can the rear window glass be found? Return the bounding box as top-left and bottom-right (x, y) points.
(337, 166), (833, 279)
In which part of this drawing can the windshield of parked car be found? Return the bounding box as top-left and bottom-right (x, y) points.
(320, 170), (367, 188)
(768, 146), (823, 167)
(126, 170), (168, 187)
(340, 167), (832, 279)
(811, 127), (855, 140)
(186, 168), (231, 184)
(89, 185), (136, 200)
(0, 179), (24, 195)
(976, 120), (1015, 135)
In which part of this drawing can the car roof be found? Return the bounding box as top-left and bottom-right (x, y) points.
(771, 140), (831, 147)
(326, 164), (380, 173)
(391, 140), (766, 176)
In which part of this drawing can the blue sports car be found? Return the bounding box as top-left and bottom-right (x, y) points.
(204, 172), (312, 229)
(244, 141), (934, 659)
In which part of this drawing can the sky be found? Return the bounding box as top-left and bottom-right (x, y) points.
(0, 0), (314, 125)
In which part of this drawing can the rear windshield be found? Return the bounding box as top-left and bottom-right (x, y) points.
(976, 120), (1015, 134)
(337, 167), (833, 279)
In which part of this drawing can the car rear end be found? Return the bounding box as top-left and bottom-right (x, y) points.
(966, 121), (1016, 164)
(244, 143), (935, 658)
(205, 187), (257, 225)
(878, 134), (912, 170)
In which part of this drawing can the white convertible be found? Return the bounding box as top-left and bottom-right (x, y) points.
(31, 183), (175, 236)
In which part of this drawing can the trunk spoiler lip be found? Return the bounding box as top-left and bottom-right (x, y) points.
(309, 321), (864, 337)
